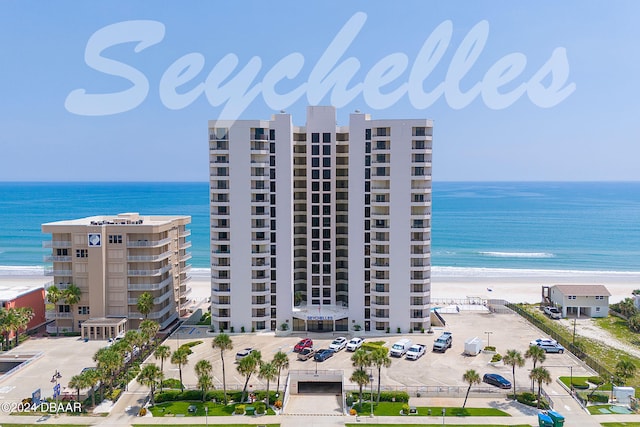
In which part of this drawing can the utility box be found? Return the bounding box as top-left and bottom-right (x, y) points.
(614, 386), (635, 404)
(464, 337), (482, 356)
(547, 410), (565, 427)
(537, 412), (553, 427)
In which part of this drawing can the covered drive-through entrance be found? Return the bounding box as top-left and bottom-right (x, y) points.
(284, 369), (345, 415)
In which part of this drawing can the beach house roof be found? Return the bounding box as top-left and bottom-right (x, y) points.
(551, 284), (611, 297)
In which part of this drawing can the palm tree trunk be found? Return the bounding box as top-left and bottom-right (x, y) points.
(159, 359), (164, 392)
(359, 384), (363, 411)
(531, 361), (536, 392)
(151, 384), (155, 405)
(241, 374), (251, 403)
(276, 367), (281, 395)
(179, 365), (184, 392)
(463, 385), (471, 408)
(265, 379), (270, 405)
(376, 366), (382, 404)
(221, 352), (228, 404)
(537, 382), (542, 409)
(512, 366), (517, 399)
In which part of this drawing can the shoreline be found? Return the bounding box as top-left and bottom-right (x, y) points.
(2, 266), (638, 304)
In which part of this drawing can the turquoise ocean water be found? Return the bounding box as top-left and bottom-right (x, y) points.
(0, 182), (639, 274)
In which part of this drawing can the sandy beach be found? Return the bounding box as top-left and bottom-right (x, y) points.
(2, 267), (638, 305)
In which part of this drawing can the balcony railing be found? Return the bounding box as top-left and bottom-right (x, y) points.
(45, 311), (73, 320)
(44, 269), (72, 276)
(43, 255), (72, 262)
(127, 251), (172, 262)
(127, 237), (172, 248)
(128, 264), (172, 277)
(42, 241), (72, 248)
(128, 277), (173, 291)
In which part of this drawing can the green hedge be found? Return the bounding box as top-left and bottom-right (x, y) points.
(588, 376), (605, 385)
(588, 393), (609, 403)
(351, 391), (409, 403)
(572, 381), (589, 390)
(516, 392), (549, 409)
(361, 342), (386, 352)
(161, 378), (183, 389)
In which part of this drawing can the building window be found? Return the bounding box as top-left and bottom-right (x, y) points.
(323, 133), (331, 143)
(108, 235), (122, 244)
(76, 249), (88, 258)
(312, 133), (320, 143)
(323, 145), (331, 155)
(568, 296), (576, 300)
(78, 306), (90, 315)
(312, 145), (319, 155)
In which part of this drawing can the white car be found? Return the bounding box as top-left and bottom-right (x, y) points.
(346, 337), (364, 352)
(329, 337), (347, 351)
(405, 344), (426, 360)
(235, 347), (257, 361)
(529, 338), (557, 347)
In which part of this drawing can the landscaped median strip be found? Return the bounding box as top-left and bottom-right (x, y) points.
(350, 402), (511, 417)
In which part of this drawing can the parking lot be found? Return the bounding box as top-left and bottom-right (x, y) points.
(166, 311), (595, 396)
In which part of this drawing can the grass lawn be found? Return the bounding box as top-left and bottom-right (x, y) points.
(351, 401), (510, 417)
(596, 316), (640, 348)
(601, 424), (640, 427)
(558, 376), (611, 391)
(149, 401), (275, 417)
(587, 404), (635, 415)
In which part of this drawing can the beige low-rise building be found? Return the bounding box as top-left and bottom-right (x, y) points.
(42, 212), (192, 338)
(548, 284), (611, 318)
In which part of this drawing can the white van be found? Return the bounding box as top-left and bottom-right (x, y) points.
(389, 338), (412, 357)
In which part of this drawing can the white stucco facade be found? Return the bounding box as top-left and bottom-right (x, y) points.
(209, 106), (432, 333)
(549, 284), (611, 318)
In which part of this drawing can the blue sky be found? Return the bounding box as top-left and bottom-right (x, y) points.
(1, 1), (639, 181)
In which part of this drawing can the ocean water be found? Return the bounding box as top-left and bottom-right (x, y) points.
(0, 182), (639, 274)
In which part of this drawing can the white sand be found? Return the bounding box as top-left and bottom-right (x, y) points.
(3, 267), (638, 304)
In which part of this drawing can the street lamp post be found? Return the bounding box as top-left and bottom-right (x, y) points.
(442, 407), (446, 425)
(569, 366), (573, 393)
(369, 370), (374, 418)
(484, 331), (493, 348)
(610, 376), (614, 403)
(205, 406), (208, 427)
(51, 370), (62, 405)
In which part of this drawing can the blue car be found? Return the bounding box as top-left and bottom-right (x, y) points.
(313, 348), (335, 362)
(483, 373), (511, 389)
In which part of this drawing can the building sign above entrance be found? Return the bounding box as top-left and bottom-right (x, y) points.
(307, 315), (333, 321)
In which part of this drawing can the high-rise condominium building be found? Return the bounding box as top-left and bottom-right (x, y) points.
(42, 213), (191, 338)
(209, 106), (432, 333)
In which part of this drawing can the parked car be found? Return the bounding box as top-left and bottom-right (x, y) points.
(294, 338), (313, 352)
(313, 348), (335, 362)
(432, 332), (452, 353)
(530, 338), (557, 347)
(539, 343), (565, 353)
(297, 347), (316, 361)
(235, 347), (257, 361)
(329, 337), (347, 351)
(405, 344), (426, 360)
(483, 373), (512, 389)
(543, 306), (562, 319)
(346, 337), (364, 352)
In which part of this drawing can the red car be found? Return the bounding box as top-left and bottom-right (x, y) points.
(294, 338), (313, 352)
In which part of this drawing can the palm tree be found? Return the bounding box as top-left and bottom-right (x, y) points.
(615, 359), (637, 384)
(370, 346), (391, 403)
(13, 307), (34, 347)
(63, 284), (82, 332)
(349, 369), (370, 412)
(68, 374), (84, 402)
(140, 319), (160, 348)
(462, 369), (481, 408)
(138, 363), (163, 405)
(154, 345), (171, 391)
(503, 349), (525, 399)
(272, 351), (289, 396)
(171, 347), (189, 392)
(525, 345), (546, 391)
(195, 359), (213, 402)
(136, 292), (155, 319)
(94, 347), (123, 397)
(529, 367), (552, 408)
(212, 333), (233, 404)
(351, 348), (371, 371)
(83, 368), (100, 408)
(237, 353), (260, 403)
(47, 285), (63, 336)
(258, 361), (278, 405)
(0, 309), (11, 350)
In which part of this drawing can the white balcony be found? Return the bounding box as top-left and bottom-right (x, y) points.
(127, 250), (172, 262)
(44, 269), (72, 276)
(128, 277), (173, 291)
(43, 255), (72, 262)
(128, 264), (172, 277)
(127, 237), (172, 248)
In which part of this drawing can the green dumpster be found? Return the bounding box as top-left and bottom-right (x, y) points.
(538, 413), (553, 427)
(547, 410), (565, 427)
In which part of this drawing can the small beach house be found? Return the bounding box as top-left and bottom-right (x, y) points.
(549, 284), (610, 318)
